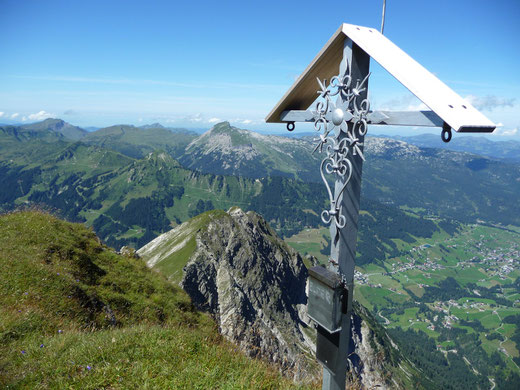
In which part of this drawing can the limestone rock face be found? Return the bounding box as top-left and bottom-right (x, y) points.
(180, 207), (317, 380)
(348, 303), (404, 389)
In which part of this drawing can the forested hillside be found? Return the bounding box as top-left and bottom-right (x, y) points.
(0, 137), (450, 263)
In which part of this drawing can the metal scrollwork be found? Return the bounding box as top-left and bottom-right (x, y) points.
(312, 56), (371, 236)
(319, 137), (352, 230)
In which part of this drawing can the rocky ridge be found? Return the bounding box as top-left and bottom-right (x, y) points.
(138, 207), (417, 387)
(21, 118), (87, 140)
(139, 207), (317, 379)
(179, 122), (321, 181)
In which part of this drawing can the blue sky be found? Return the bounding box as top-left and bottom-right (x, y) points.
(0, 0), (518, 139)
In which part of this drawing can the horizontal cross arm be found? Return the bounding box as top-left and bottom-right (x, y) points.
(280, 109), (444, 127)
(369, 111), (495, 132)
(280, 110), (314, 122)
(369, 110), (443, 127)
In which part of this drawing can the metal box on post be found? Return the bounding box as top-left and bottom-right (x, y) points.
(307, 266), (346, 333)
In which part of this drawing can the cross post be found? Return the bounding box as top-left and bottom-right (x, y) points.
(318, 37), (369, 390)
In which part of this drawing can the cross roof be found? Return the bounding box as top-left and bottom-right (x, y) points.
(266, 23), (495, 133)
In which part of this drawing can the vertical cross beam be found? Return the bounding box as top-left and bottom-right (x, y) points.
(320, 37), (370, 390)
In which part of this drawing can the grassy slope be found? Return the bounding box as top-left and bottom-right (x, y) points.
(0, 210), (314, 389)
(285, 228), (329, 260)
(38, 142), (135, 178)
(82, 125), (196, 159)
(137, 210), (230, 284)
(0, 127), (70, 165)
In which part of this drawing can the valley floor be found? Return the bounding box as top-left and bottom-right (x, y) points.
(286, 221), (520, 384)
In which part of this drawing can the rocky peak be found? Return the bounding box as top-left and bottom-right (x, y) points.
(140, 122), (165, 129)
(181, 207), (313, 374)
(179, 122), (320, 180)
(181, 123), (260, 174)
(21, 118), (87, 140)
(208, 121), (231, 133)
(139, 207), (316, 378)
(138, 207), (417, 387)
(191, 121), (255, 148)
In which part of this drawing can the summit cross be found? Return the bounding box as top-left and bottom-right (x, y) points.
(266, 23), (496, 390)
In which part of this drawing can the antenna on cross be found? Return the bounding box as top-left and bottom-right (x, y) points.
(381, 0), (386, 34)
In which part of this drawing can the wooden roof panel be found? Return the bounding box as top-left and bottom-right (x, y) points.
(265, 25), (345, 124)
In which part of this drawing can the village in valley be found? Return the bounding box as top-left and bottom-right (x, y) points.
(353, 222), (520, 368)
(287, 220), (520, 371)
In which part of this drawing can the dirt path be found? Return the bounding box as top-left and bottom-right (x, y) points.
(378, 311), (390, 325)
(494, 310), (520, 370)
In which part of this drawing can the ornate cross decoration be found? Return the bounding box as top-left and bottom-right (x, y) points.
(312, 55), (371, 239)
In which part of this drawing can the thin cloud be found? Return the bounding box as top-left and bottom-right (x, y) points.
(187, 113), (203, 123)
(464, 95), (515, 111)
(11, 113), (19, 119)
(231, 118), (256, 126)
(27, 110), (54, 121)
(0, 111), (4, 118)
(63, 109), (77, 115)
(492, 127), (518, 137)
(208, 117), (221, 124)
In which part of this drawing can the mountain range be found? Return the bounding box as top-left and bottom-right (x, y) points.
(81, 123), (196, 159)
(13, 117), (520, 163)
(384, 133), (520, 163)
(1, 117), (520, 388)
(1, 119), (519, 251)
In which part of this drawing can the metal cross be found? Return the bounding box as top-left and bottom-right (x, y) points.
(266, 23), (495, 390)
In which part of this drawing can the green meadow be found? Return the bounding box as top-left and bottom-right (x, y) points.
(286, 219), (520, 374)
